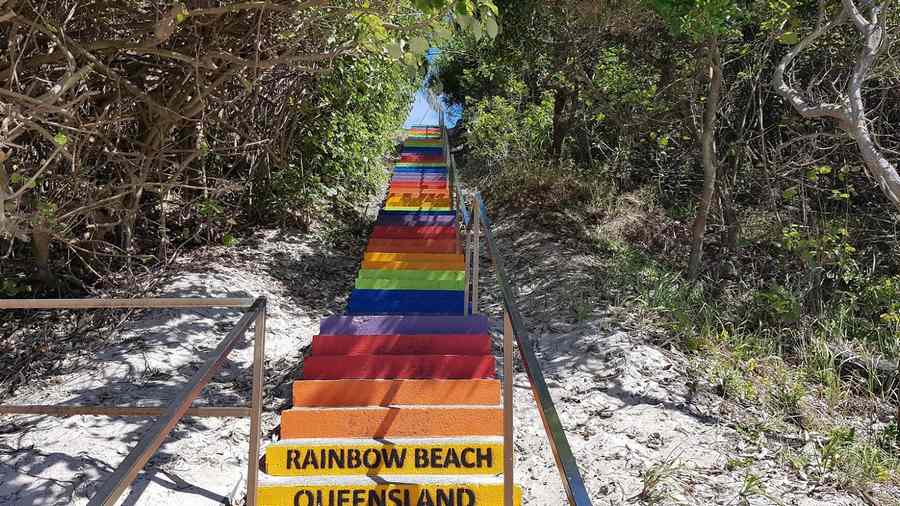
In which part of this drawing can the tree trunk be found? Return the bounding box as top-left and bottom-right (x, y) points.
(550, 88), (570, 161)
(31, 221), (53, 284)
(688, 38), (722, 280)
(772, 0), (900, 209)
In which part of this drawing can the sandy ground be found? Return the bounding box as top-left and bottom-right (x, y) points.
(479, 210), (886, 505)
(0, 201), (891, 505)
(0, 225), (363, 506)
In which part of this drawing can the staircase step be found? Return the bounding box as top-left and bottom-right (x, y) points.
(375, 213), (456, 226)
(360, 261), (464, 271)
(264, 436), (503, 476)
(387, 189), (451, 198)
(311, 334), (490, 356)
(364, 252), (463, 263)
(355, 278), (463, 291)
(280, 405), (503, 438)
(390, 174), (447, 181)
(374, 221), (455, 233)
(366, 239), (458, 254)
(303, 355), (495, 380)
(385, 197), (451, 208)
(393, 165), (450, 176)
(292, 379), (501, 407)
(257, 475), (521, 506)
(357, 269), (464, 281)
(319, 315), (489, 336)
(388, 182), (448, 189)
(403, 141), (444, 147)
(382, 206), (453, 212)
(400, 147), (443, 154)
(399, 154), (444, 163)
(348, 289), (464, 315)
(378, 209), (455, 218)
(394, 160), (447, 167)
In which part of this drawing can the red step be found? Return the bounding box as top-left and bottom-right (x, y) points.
(302, 355), (496, 380)
(311, 334), (491, 356)
(371, 225), (456, 239)
(399, 154), (444, 163)
(389, 182), (448, 189)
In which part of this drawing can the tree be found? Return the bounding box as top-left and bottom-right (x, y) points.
(647, 0), (742, 280)
(773, 0), (899, 209)
(0, 0), (499, 287)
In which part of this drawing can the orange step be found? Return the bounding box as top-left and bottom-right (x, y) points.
(292, 379), (501, 407)
(280, 406), (503, 438)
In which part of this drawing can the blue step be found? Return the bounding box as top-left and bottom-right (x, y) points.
(378, 210), (456, 218)
(376, 214), (456, 226)
(347, 289), (465, 315)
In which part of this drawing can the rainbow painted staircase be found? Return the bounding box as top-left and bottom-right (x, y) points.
(257, 126), (522, 505)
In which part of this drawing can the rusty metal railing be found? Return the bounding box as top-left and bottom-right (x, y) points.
(450, 144), (593, 504)
(0, 296), (268, 506)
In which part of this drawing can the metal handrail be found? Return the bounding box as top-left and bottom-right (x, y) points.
(474, 192), (593, 506)
(0, 296), (268, 506)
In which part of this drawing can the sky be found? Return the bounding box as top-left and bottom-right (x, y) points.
(403, 49), (462, 129)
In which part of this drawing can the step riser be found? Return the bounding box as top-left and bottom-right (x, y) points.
(371, 226), (456, 238)
(348, 290), (465, 315)
(364, 252), (464, 261)
(258, 483), (521, 506)
(265, 442), (503, 476)
(357, 269), (464, 281)
(292, 379), (501, 407)
(360, 261), (464, 271)
(365, 241), (459, 254)
(312, 334), (489, 356)
(312, 334), (491, 355)
(303, 355), (495, 380)
(354, 280), (464, 291)
(319, 315), (489, 336)
(281, 407), (503, 438)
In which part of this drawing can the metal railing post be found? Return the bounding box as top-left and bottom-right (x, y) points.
(246, 299), (268, 506)
(474, 193), (593, 506)
(463, 221), (471, 316)
(503, 311), (515, 506)
(472, 197), (480, 314)
(86, 298), (265, 506)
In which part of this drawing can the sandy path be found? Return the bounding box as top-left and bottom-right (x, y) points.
(0, 227), (363, 506)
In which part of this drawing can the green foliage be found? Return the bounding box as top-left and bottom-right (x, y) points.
(267, 55), (416, 222)
(647, 0), (743, 40)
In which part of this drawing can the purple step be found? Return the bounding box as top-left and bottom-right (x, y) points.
(319, 314), (489, 336)
(376, 214), (456, 226)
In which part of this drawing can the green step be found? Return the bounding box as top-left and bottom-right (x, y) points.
(357, 269), (465, 281)
(354, 278), (465, 291)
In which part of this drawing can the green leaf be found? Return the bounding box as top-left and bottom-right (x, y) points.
(409, 36), (428, 56)
(783, 186), (798, 201)
(9, 172), (25, 185)
(387, 42), (403, 59)
(778, 32), (800, 45)
(53, 132), (68, 147)
(456, 14), (475, 30)
(484, 16), (499, 39)
(223, 233), (237, 247)
(817, 165), (832, 175)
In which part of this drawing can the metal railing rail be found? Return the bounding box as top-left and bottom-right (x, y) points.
(0, 297), (268, 506)
(430, 120), (591, 504)
(470, 192), (593, 505)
